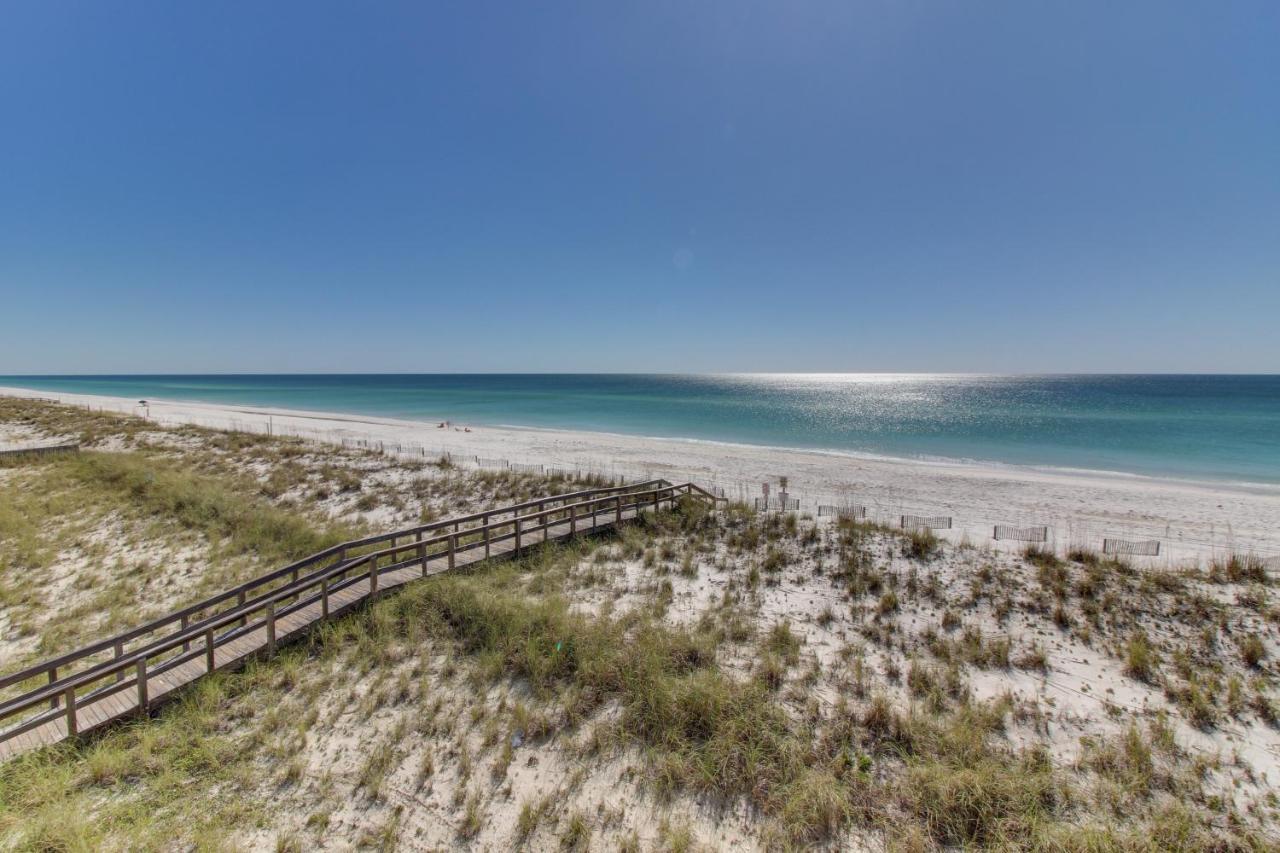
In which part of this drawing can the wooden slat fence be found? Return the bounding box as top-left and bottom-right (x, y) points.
(0, 479), (722, 760)
(993, 525), (1049, 543)
(817, 504), (867, 520)
(755, 497), (800, 512)
(1103, 538), (1161, 557)
(901, 514), (952, 531)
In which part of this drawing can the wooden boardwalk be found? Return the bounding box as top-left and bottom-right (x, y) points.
(0, 479), (719, 761)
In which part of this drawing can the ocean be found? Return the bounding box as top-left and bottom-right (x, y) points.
(2, 374), (1278, 485)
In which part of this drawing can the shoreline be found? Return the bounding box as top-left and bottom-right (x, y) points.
(4, 384), (1280, 561)
(5, 383), (1277, 495)
(2, 377), (1276, 489)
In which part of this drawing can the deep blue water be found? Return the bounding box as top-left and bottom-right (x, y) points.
(2, 374), (1278, 485)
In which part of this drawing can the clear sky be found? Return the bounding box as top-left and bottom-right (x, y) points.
(1, 1), (1277, 374)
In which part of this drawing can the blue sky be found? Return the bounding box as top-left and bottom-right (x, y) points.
(1, 1), (1277, 373)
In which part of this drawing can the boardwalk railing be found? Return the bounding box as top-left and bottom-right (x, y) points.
(0, 442), (79, 460)
(0, 479), (721, 758)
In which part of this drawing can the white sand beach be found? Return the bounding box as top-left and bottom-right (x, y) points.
(5, 385), (1278, 564)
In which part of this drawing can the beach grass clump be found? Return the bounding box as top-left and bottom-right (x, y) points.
(1239, 634), (1267, 668)
(1023, 544), (1063, 570)
(1124, 630), (1156, 683)
(1209, 553), (1271, 585)
(903, 527), (939, 560)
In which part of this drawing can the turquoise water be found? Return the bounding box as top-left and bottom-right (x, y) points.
(2, 374), (1278, 485)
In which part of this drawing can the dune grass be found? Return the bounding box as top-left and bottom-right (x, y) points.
(2, 396), (1275, 849)
(61, 450), (354, 565)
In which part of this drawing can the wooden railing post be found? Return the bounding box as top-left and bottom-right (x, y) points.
(616, 496), (623, 525)
(136, 658), (149, 712)
(449, 533), (457, 570)
(48, 668), (58, 710)
(65, 688), (77, 737)
(181, 614), (190, 652)
(238, 590), (247, 627)
(205, 628), (216, 672)
(114, 641), (125, 683)
(321, 576), (330, 617)
(515, 517), (522, 553)
(418, 531), (428, 576)
(369, 557), (379, 598)
(266, 603), (277, 654)
(570, 504), (577, 536)
(484, 514), (491, 559)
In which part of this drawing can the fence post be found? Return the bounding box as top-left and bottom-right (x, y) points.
(238, 590), (247, 628)
(449, 533), (456, 571)
(65, 688), (77, 737)
(570, 504), (577, 536)
(484, 514), (491, 559)
(205, 628), (216, 672)
(322, 576), (330, 617)
(419, 538), (428, 577)
(114, 641), (125, 682)
(616, 496), (623, 525)
(48, 667), (58, 710)
(266, 603), (277, 654)
(181, 614), (190, 652)
(136, 658), (149, 712)
(515, 517), (522, 553)
(369, 556), (379, 598)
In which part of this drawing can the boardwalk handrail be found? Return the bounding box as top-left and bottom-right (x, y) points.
(0, 480), (718, 750)
(0, 478), (670, 693)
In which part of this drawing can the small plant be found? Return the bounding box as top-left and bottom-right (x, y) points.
(560, 812), (591, 851)
(459, 791), (482, 838)
(763, 546), (787, 573)
(765, 620), (802, 664)
(1125, 631), (1155, 682)
(1015, 642), (1048, 672)
(1240, 634), (1267, 668)
(1209, 554), (1269, 585)
(516, 798), (545, 841)
(904, 528), (938, 560)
